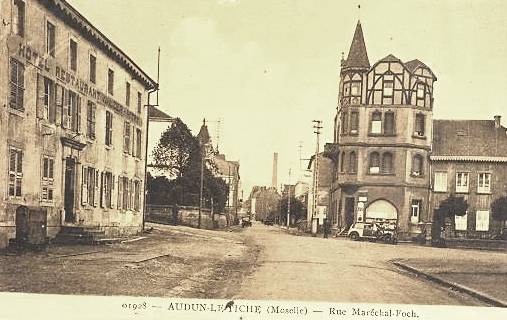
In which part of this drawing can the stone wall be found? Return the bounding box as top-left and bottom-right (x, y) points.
(146, 205), (232, 230)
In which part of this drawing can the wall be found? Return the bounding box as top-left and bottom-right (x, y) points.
(146, 205), (232, 230)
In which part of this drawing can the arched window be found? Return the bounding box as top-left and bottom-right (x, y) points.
(340, 151), (346, 172)
(369, 152), (380, 174)
(381, 152), (393, 174)
(349, 151), (357, 173)
(412, 154), (423, 176)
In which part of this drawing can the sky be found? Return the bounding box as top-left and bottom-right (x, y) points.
(69, 0), (507, 196)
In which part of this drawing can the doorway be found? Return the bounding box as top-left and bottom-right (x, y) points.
(344, 197), (355, 230)
(64, 158), (76, 223)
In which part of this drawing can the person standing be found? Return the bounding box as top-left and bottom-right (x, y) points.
(172, 203), (179, 226)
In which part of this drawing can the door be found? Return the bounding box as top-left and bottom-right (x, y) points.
(64, 158), (76, 223)
(344, 197), (355, 230)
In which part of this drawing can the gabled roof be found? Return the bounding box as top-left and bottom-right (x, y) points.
(405, 59), (437, 80)
(343, 21), (370, 69)
(379, 54), (401, 63)
(433, 120), (507, 157)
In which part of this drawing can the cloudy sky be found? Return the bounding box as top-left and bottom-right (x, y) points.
(69, 0), (507, 195)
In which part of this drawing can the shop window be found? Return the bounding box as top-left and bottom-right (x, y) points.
(46, 21), (55, 57)
(89, 54), (96, 84)
(41, 156), (54, 201)
(455, 213), (467, 231)
(381, 152), (393, 174)
(69, 39), (78, 72)
(410, 200), (421, 224)
(412, 154), (423, 176)
(123, 121), (131, 154)
(415, 113), (425, 136)
(475, 210), (489, 231)
(136, 128), (142, 158)
(384, 112), (395, 135)
(10, 58), (25, 111)
(348, 151), (357, 173)
(434, 172), (447, 192)
(369, 152), (380, 174)
(137, 92), (142, 114)
(8, 148), (23, 197)
(350, 111), (359, 134)
(108, 68), (114, 95)
(105, 111), (113, 146)
(13, 0), (25, 37)
(477, 173), (491, 194)
(456, 172), (469, 193)
(126, 82), (131, 107)
(86, 101), (96, 139)
(370, 112), (382, 134)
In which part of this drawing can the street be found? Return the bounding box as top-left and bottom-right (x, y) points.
(1, 222), (505, 306)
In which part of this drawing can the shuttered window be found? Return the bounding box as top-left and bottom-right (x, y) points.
(41, 156), (55, 201)
(105, 111), (113, 146)
(137, 92), (142, 114)
(123, 121), (131, 154)
(136, 128), (142, 158)
(87, 101), (96, 139)
(9, 148), (23, 197)
(10, 59), (25, 111)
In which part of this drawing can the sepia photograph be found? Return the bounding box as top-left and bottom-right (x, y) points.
(0, 0), (506, 319)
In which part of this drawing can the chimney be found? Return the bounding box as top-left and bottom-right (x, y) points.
(494, 115), (501, 128)
(272, 152), (278, 191)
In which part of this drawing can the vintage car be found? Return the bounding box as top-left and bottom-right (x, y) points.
(347, 222), (397, 244)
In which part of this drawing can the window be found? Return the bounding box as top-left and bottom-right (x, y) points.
(351, 82), (361, 96)
(10, 58), (25, 111)
(89, 54), (96, 84)
(82, 167), (99, 206)
(415, 113), (425, 136)
(456, 172), (469, 193)
(455, 213), (467, 231)
(86, 101), (96, 139)
(384, 112), (395, 135)
(475, 210), (489, 231)
(411, 200), (421, 224)
(350, 111), (359, 134)
(381, 152), (393, 174)
(340, 151), (346, 172)
(137, 92), (142, 114)
(477, 173), (491, 194)
(134, 180), (141, 211)
(69, 91), (81, 133)
(69, 39), (78, 72)
(119, 177), (129, 210)
(8, 148), (23, 197)
(108, 69), (114, 95)
(46, 21), (55, 57)
(105, 111), (113, 146)
(13, 0), (25, 37)
(123, 121), (131, 154)
(136, 128), (142, 158)
(434, 172), (448, 192)
(369, 152), (380, 174)
(125, 82), (131, 107)
(371, 112), (382, 134)
(103, 172), (114, 208)
(42, 77), (52, 120)
(341, 112), (348, 134)
(41, 156), (54, 201)
(417, 83), (425, 99)
(412, 154), (423, 176)
(348, 151), (357, 173)
(383, 76), (394, 97)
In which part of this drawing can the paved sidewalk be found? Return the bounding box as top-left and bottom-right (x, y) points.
(394, 256), (507, 307)
(0, 223), (258, 298)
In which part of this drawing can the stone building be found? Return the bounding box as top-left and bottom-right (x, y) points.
(430, 118), (507, 239)
(330, 21), (436, 238)
(307, 153), (333, 230)
(0, 0), (157, 247)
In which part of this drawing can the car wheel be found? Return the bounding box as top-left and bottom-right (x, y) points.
(349, 232), (359, 241)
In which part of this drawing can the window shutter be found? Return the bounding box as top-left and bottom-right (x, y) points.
(62, 89), (69, 129)
(94, 170), (99, 207)
(110, 174), (116, 209)
(49, 81), (56, 123)
(77, 95), (82, 133)
(81, 166), (88, 205)
(54, 85), (62, 126)
(100, 172), (105, 208)
(117, 176), (123, 210)
(36, 74), (45, 119)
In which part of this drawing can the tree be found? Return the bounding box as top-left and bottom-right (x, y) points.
(152, 118), (199, 178)
(279, 196), (305, 226)
(491, 196), (507, 237)
(434, 195), (468, 239)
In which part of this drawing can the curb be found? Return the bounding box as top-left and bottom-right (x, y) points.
(392, 261), (507, 307)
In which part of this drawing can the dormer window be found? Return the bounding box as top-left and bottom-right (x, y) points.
(383, 75), (394, 97)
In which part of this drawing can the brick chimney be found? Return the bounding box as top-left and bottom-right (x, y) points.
(494, 115), (501, 128)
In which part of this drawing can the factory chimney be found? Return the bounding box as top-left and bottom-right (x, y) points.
(272, 152), (278, 191)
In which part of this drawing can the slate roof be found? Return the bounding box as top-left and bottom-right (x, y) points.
(379, 54), (401, 63)
(344, 21), (370, 69)
(404, 59), (424, 72)
(432, 120), (507, 157)
(148, 106), (173, 122)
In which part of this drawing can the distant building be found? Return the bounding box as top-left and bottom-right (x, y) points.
(0, 0), (157, 247)
(248, 186), (280, 222)
(307, 153), (333, 229)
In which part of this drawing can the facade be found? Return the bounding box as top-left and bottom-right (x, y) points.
(248, 186), (280, 222)
(430, 118), (507, 238)
(330, 21), (436, 238)
(213, 153), (241, 217)
(0, 0), (157, 247)
(307, 153), (333, 229)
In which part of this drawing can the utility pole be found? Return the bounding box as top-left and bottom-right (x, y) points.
(198, 119), (207, 229)
(311, 120), (323, 236)
(287, 168), (291, 232)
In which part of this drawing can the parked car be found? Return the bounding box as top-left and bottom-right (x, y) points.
(241, 217), (252, 228)
(348, 222), (397, 244)
(264, 217), (275, 226)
